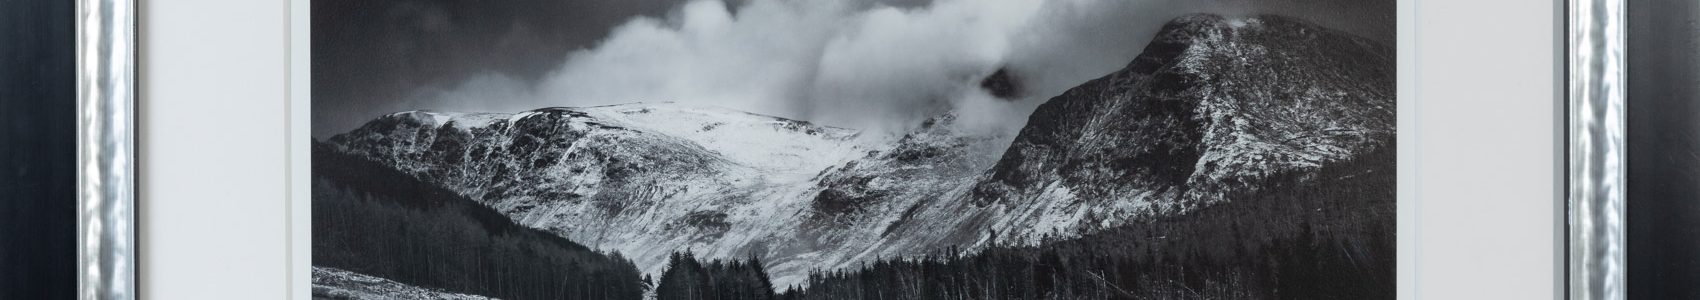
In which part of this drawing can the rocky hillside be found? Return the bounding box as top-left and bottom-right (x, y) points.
(974, 13), (1394, 209)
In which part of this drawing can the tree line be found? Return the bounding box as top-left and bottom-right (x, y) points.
(312, 142), (647, 300)
(312, 138), (1392, 299)
(658, 146), (1395, 299)
(655, 251), (778, 300)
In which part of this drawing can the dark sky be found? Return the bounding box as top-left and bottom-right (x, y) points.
(312, 0), (680, 137)
(311, 0), (1394, 138)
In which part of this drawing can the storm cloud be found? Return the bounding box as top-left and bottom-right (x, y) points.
(311, 0), (679, 137)
(313, 0), (1393, 138)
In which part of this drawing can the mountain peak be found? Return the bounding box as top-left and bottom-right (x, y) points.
(973, 13), (1394, 209)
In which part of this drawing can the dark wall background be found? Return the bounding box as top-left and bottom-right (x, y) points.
(1627, 0), (1700, 298)
(0, 0), (77, 298)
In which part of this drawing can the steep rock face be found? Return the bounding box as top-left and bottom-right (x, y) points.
(841, 14), (1395, 264)
(809, 114), (1007, 220)
(786, 113), (1012, 279)
(973, 14), (1394, 212)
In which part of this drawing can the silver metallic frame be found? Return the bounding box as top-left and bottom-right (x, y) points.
(76, 0), (136, 298)
(1567, 0), (1626, 299)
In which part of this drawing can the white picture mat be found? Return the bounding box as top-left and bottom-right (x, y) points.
(138, 0), (289, 299)
(1412, 0), (1562, 298)
(134, 0), (1553, 297)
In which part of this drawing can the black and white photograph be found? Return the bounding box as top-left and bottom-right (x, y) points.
(308, 0), (1396, 298)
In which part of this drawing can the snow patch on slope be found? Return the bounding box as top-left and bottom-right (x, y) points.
(313, 267), (496, 300)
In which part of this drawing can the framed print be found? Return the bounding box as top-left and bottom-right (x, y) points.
(290, 0), (1410, 298)
(1, 0), (135, 298)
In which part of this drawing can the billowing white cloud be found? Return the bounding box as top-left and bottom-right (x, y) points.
(415, 0), (1209, 136)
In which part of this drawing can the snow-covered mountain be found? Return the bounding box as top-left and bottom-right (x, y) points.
(319, 13), (1393, 288)
(834, 14), (1395, 273)
(325, 103), (882, 285)
(957, 12), (1397, 238)
(972, 14), (1394, 206)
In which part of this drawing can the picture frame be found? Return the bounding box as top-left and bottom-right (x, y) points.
(1564, 0), (1625, 299)
(13, 0), (1598, 297)
(75, 0), (138, 298)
